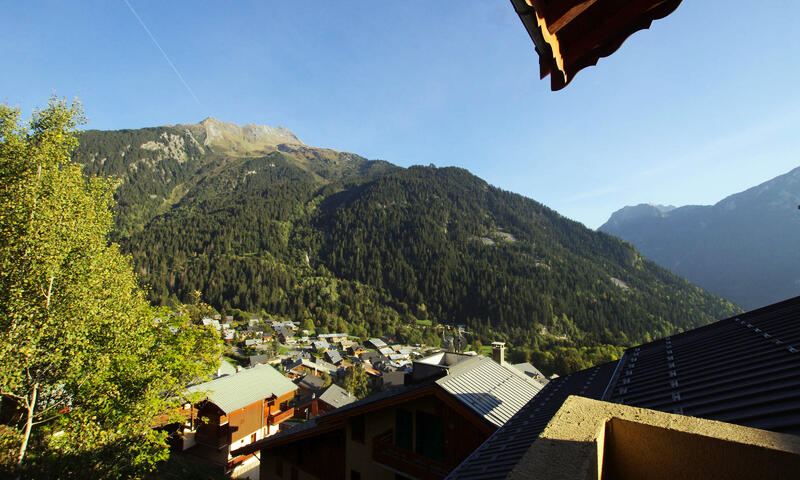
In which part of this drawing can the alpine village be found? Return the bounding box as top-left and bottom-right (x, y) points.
(3, 1), (800, 479)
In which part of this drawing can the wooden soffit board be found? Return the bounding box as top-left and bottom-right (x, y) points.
(511, 0), (683, 90)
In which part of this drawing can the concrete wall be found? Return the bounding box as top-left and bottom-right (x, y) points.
(507, 396), (800, 480)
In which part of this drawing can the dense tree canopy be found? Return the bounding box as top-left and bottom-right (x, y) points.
(70, 117), (742, 376)
(0, 99), (221, 479)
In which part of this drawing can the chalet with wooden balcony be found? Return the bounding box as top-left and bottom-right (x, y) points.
(180, 364), (298, 477)
(234, 353), (542, 479)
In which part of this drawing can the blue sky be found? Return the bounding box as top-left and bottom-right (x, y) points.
(2, 1), (799, 228)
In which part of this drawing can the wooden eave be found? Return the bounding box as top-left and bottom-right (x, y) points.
(511, 0), (684, 90)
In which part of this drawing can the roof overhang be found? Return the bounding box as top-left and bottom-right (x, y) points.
(510, 0), (684, 90)
(233, 382), (495, 457)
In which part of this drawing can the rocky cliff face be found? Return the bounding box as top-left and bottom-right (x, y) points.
(195, 117), (303, 149)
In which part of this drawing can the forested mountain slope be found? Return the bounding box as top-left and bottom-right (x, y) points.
(600, 167), (800, 310)
(73, 120), (740, 373)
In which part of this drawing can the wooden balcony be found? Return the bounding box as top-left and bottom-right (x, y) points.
(268, 408), (295, 425)
(372, 430), (450, 480)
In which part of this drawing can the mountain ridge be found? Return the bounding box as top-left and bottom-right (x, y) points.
(600, 166), (800, 309)
(72, 122), (741, 374)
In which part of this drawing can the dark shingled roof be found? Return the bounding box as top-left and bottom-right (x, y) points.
(446, 361), (617, 480)
(449, 296), (800, 479)
(605, 296), (800, 435)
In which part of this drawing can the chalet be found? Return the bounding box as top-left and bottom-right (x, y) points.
(234, 353), (542, 479)
(312, 340), (330, 351)
(324, 349), (343, 365)
(249, 318), (261, 326)
(358, 351), (382, 365)
(180, 364), (298, 478)
(377, 347), (394, 357)
(248, 354), (270, 367)
(317, 333), (348, 343)
(296, 373), (326, 398)
(347, 344), (366, 356)
(287, 358), (336, 379)
(366, 338), (387, 349)
(202, 318), (222, 331)
(317, 384), (357, 413)
(275, 326), (294, 344)
(388, 353), (407, 362)
(223, 330), (235, 342)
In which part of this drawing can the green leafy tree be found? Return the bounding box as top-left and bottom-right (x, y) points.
(343, 365), (370, 399)
(319, 371), (332, 388)
(0, 99), (221, 478)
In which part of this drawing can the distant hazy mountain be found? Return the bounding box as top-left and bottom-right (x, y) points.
(600, 167), (800, 309)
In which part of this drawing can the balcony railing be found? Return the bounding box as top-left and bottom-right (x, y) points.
(268, 408), (295, 425)
(372, 430), (450, 480)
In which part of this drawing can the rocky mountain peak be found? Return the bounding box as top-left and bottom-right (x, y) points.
(197, 117), (304, 149)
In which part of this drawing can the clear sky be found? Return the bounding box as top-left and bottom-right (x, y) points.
(2, 1), (799, 228)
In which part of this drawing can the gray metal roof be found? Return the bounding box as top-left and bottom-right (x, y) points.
(435, 356), (542, 428)
(446, 361), (616, 480)
(367, 338), (387, 348)
(449, 295), (800, 480)
(318, 384), (358, 409)
(297, 373), (325, 391)
(185, 364), (297, 414)
(288, 357), (335, 375)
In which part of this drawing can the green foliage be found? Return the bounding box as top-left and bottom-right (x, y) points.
(0, 99), (221, 479)
(343, 365), (370, 399)
(72, 122), (742, 377)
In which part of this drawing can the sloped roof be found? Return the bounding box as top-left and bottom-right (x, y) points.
(325, 350), (343, 364)
(511, 0), (684, 90)
(297, 373), (325, 392)
(288, 357), (335, 375)
(185, 364), (297, 414)
(367, 338), (387, 348)
(446, 361), (617, 480)
(435, 356), (543, 428)
(234, 357), (537, 458)
(448, 295), (800, 479)
(318, 384), (358, 409)
(513, 362), (548, 385)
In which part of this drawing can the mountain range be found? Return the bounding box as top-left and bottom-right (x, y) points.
(600, 167), (800, 310)
(72, 118), (740, 373)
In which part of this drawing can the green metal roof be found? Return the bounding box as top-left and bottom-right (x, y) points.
(186, 364), (297, 414)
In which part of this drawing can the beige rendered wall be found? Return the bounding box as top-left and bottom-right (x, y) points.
(507, 396), (800, 480)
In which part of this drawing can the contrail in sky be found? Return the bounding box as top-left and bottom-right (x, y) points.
(122, 0), (202, 106)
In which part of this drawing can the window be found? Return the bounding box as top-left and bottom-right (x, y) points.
(396, 409), (413, 450)
(251, 432), (257, 443)
(415, 411), (444, 461)
(351, 414), (365, 443)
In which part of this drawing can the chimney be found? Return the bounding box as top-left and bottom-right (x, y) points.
(491, 342), (506, 365)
